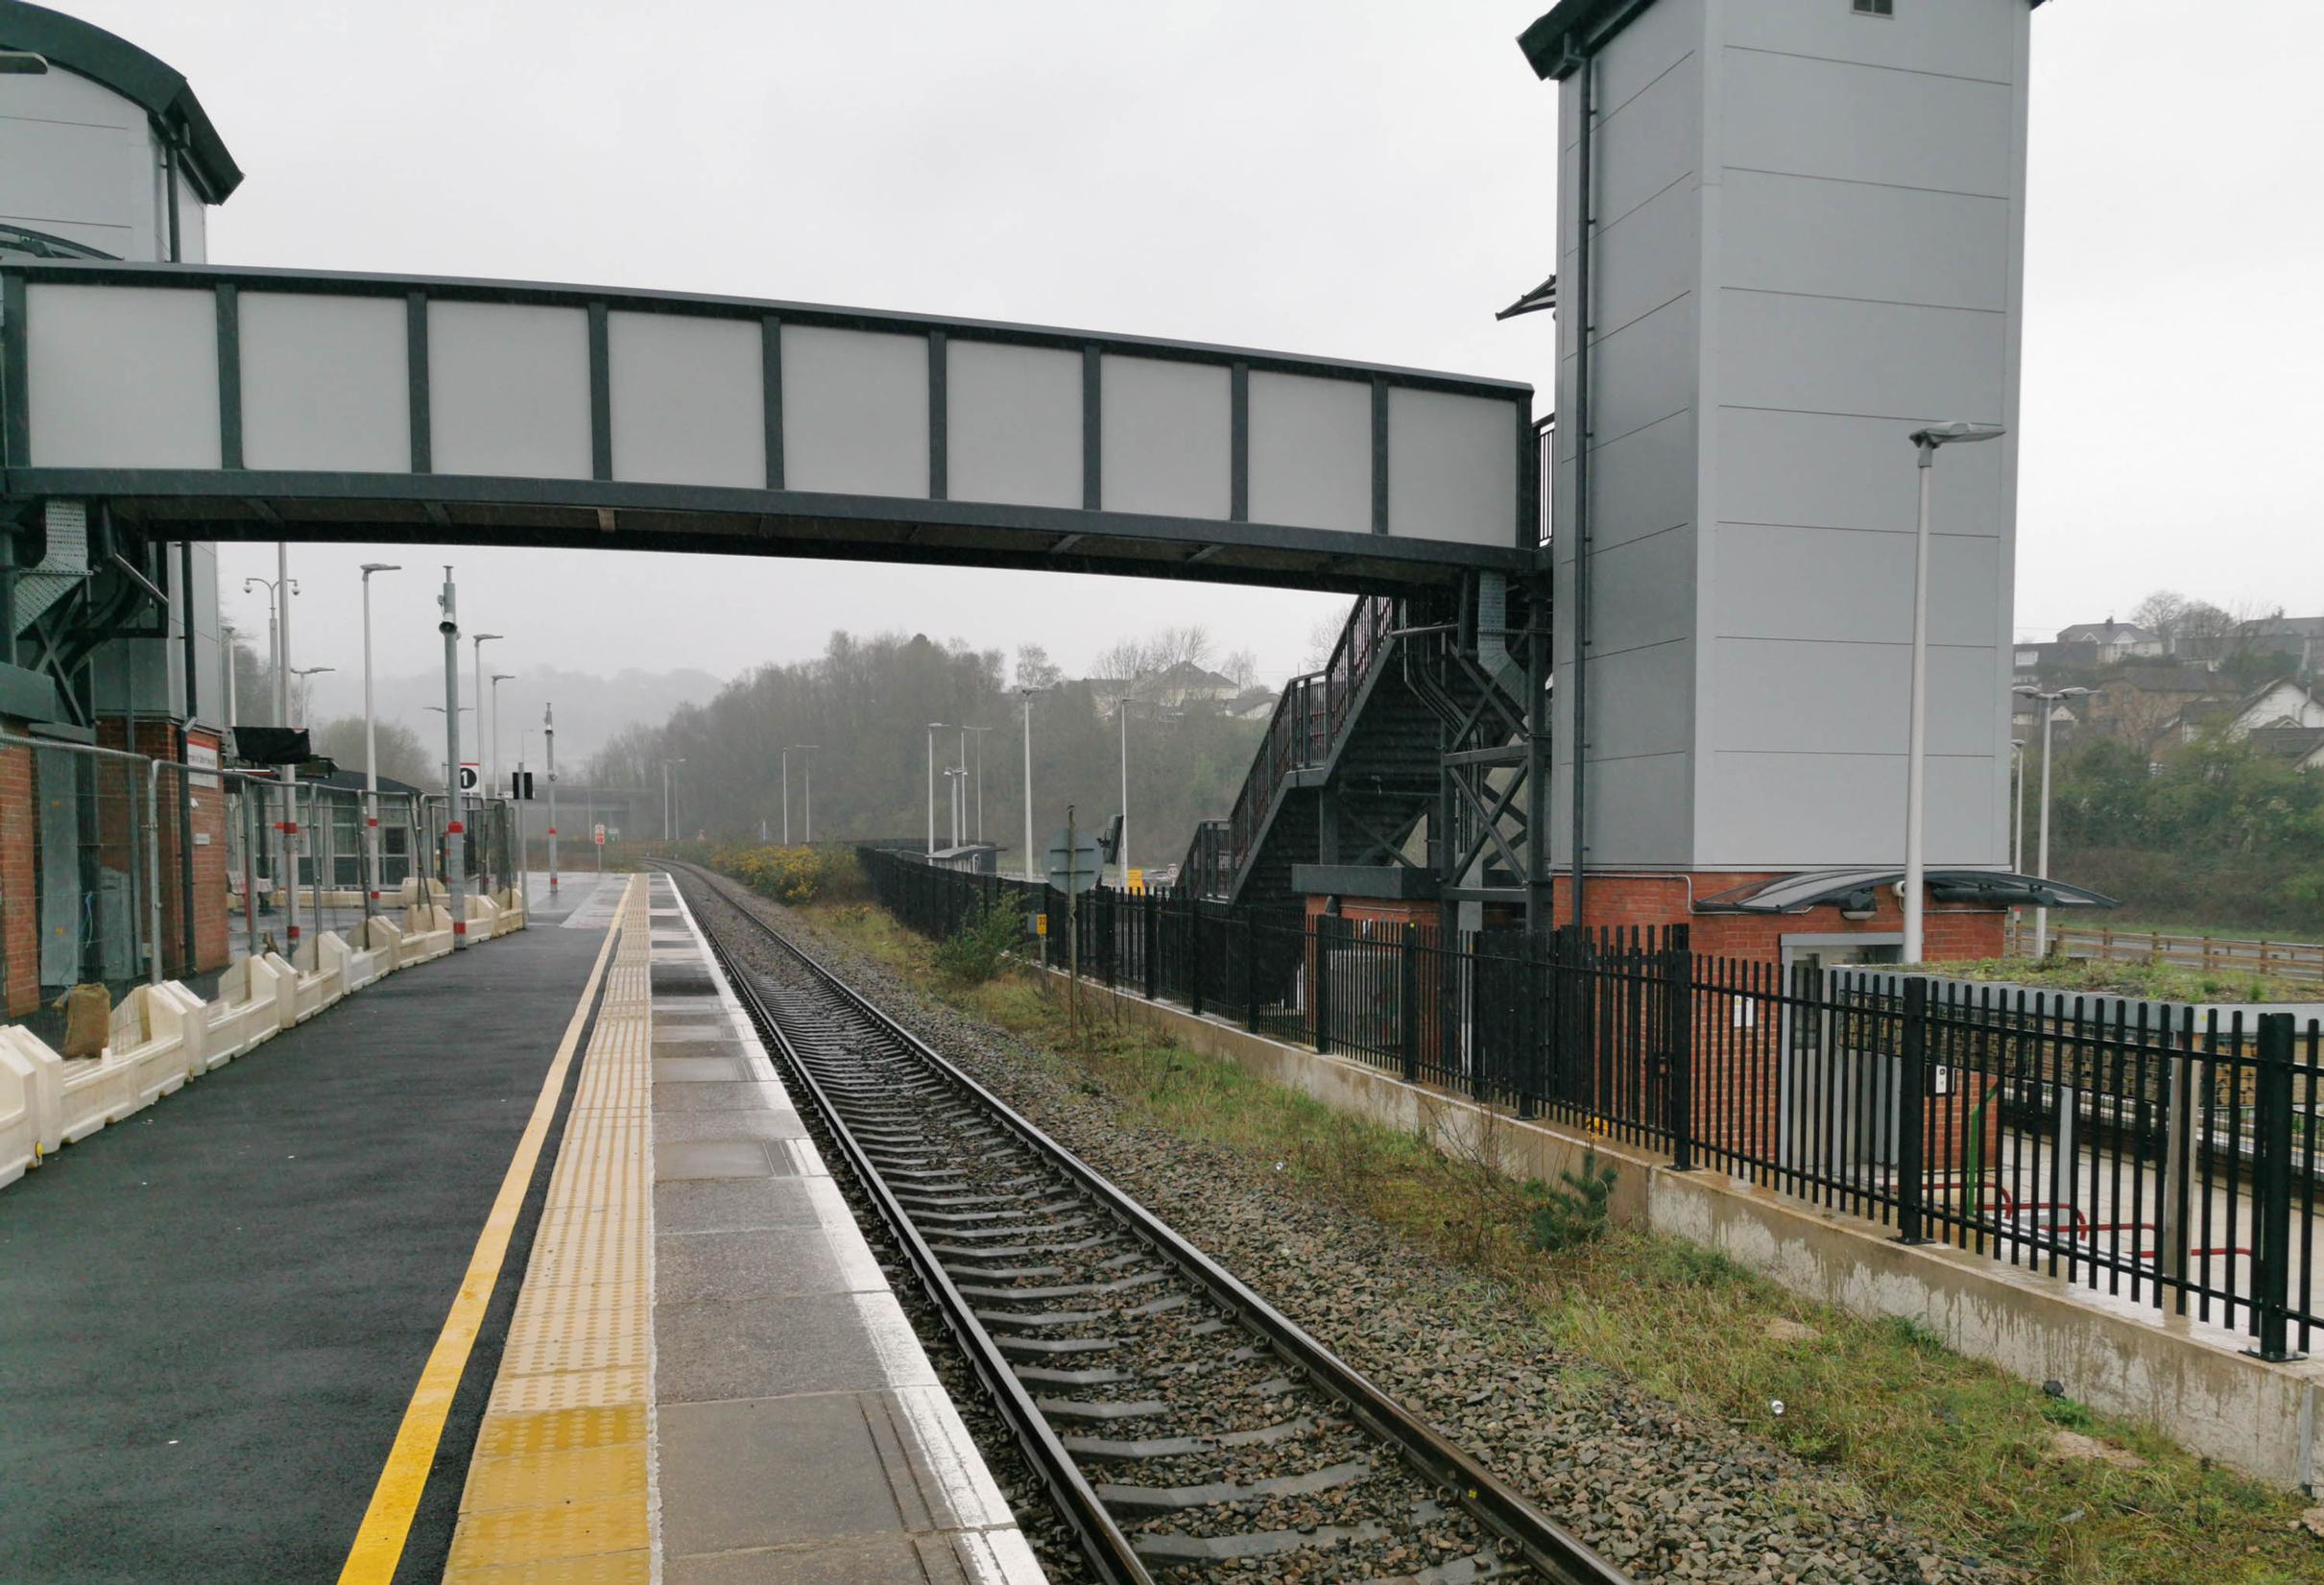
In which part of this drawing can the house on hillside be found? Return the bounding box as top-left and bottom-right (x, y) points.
(2236, 614), (2324, 678)
(2055, 619), (2164, 664)
(1088, 661), (1242, 716)
(2080, 666), (2225, 745)
(2249, 726), (2324, 772)
(2151, 677), (2324, 756)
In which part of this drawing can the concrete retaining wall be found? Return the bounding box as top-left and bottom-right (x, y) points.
(1063, 970), (2324, 1491)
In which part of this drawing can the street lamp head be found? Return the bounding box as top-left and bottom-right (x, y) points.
(474, 632), (503, 644)
(293, 664), (335, 677)
(491, 671), (515, 684)
(361, 562), (401, 575)
(1909, 420), (2006, 448)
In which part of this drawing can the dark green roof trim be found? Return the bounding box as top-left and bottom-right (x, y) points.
(0, 2), (242, 202)
(1519, 0), (2050, 80)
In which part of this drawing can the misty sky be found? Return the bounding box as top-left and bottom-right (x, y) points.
(68, 1), (2324, 730)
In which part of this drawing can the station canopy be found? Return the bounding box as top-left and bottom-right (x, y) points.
(1697, 869), (2118, 915)
(0, 261), (1536, 593)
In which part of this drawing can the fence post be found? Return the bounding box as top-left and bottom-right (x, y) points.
(2248, 1013), (2297, 1362)
(1895, 975), (1930, 1245)
(1144, 891), (1159, 1001)
(1244, 908), (1260, 1034)
(1189, 902), (1205, 1018)
(1399, 923), (1420, 1084)
(1665, 924), (1694, 1170)
(1313, 915), (1332, 1055)
(1515, 930), (1540, 1119)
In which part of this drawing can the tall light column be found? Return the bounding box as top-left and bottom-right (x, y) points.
(1117, 696), (1132, 884)
(801, 747), (815, 842)
(964, 725), (993, 844)
(437, 568), (470, 949)
(2013, 684), (2088, 957)
(244, 567), (299, 945)
(359, 563), (400, 916)
(926, 723), (944, 853)
(1020, 689), (1036, 880)
(1901, 421), (2005, 963)
(789, 746), (817, 844)
(544, 702), (560, 895)
(780, 747), (791, 845)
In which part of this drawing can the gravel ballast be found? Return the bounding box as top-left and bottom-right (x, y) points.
(677, 867), (2005, 1585)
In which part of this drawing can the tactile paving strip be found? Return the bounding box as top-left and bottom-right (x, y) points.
(444, 877), (658, 1582)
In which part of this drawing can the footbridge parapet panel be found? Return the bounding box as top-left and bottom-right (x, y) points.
(2, 261), (1535, 590)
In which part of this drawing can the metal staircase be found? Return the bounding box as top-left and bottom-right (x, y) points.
(1181, 573), (1551, 922)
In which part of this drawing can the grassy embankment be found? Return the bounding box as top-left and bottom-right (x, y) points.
(1912, 955), (2319, 1006)
(786, 895), (2320, 1585)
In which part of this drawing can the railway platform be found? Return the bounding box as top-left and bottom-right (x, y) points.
(0, 868), (1038, 1585)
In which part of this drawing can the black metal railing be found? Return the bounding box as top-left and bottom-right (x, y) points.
(1189, 594), (1402, 899)
(858, 849), (2324, 1356)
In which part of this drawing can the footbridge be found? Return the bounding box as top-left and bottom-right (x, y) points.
(0, 260), (1534, 595)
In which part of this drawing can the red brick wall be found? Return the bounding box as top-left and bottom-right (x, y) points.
(1, 726), (36, 1017)
(1549, 872), (2004, 966)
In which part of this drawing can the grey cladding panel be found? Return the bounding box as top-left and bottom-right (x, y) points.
(609, 310), (764, 488)
(1717, 407), (2003, 538)
(239, 292), (410, 472)
(946, 341), (1080, 510)
(429, 300), (592, 480)
(1582, 409), (1695, 553)
(1712, 523), (2001, 649)
(1722, 47), (2014, 197)
(1100, 355), (1229, 520)
(1587, 525), (1693, 659)
(1590, 0), (1702, 123)
(1247, 372), (1368, 535)
(1705, 751), (1999, 870)
(1720, 170), (2008, 313)
(1581, 636), (1694, 763)
(1588, 177), (1697, 342)
(1591, 51), (1701, 230)
(0, 116), (138, 230)
(1549, 751), (1693, 870)
(782, 326), (930, 499)
(1386, 388), (1517, 548)
(1586, 293), (1696, 444)
(1710, 636), (1996, 759)
(26, 283), (218, 468)
(1720, 293), (2002, 421)
(1724, 1), (2018, 85)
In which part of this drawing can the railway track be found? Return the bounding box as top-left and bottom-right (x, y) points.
(669, 864), (1628, 1585)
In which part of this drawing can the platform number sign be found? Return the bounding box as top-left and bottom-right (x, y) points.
(457, 763), (480, 792)
(593, 823), (607, 847)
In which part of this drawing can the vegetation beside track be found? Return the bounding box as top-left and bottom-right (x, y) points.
(1911, 955), (2318, 1006)
(796, 896), (2324, 1585)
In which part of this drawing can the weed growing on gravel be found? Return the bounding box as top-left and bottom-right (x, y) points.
(800, 900), (2324, 1585)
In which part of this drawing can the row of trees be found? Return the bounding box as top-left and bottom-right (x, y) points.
(585, 626), (1283, 872)
(2050, 732), (2324, 930)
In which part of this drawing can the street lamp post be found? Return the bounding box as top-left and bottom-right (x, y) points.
(660, 758), (687, 843)
(1020, 689), (1036, 880)
(1902, 420), (2006, 963)
(358, 563), (400, 917)
(244, 567), (299, 947)
(544, 702), (560, 896)
(1117, 696), (1132, 885)
(290, 663), (335, 932)
(788, 746), (817, 844)
(926, 724), (945, 853)
(2011, 739), (2026, 875)
(2013, 685), (2088, 957)
(437, 568), (470, 949)
(964, 725), (993, 844)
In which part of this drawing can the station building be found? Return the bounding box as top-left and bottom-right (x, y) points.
(0, 3), (237, 1014)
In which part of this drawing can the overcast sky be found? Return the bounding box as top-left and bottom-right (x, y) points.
(68, 0), (2324, 717)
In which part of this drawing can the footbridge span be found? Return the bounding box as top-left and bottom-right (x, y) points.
(0, 260), (1534, 595)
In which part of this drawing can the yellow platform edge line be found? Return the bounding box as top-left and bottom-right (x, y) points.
(334, 877), (637, 1585)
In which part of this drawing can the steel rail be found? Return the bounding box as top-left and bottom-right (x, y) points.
(667, 861), (1631, 1585)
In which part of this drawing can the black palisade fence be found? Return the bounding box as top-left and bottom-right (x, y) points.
(855, 848), (2323, 1356)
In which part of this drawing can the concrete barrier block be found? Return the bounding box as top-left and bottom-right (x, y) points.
(0, 1050), (31, 1189)
(364, 915), (405, 973)
(315, 932), (352, 1007)
(0, 1026), (61, 1164)
(262, 952), (303, 1030)
(156, 981), (208, 1078)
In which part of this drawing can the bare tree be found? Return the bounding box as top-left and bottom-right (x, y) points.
(1014, 643), (1063, 690)
(1302, 601), (1355, 673)
(1222, 648), (1259, 690)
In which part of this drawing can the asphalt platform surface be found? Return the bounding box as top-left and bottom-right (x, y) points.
(0, 891), (613, 1584)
